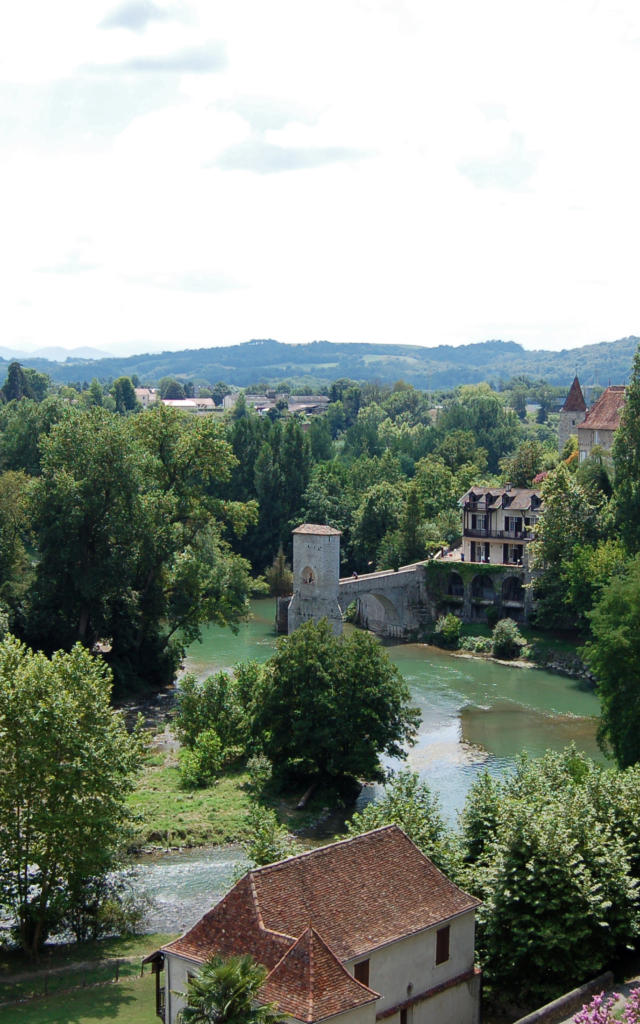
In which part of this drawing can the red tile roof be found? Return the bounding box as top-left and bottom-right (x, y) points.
(292, 523), (341, 535)
(581, 386), (626, 431)
(561, 376), (587, 413)
(260, 927), (379, 1023)
(164, 826), (479, 966)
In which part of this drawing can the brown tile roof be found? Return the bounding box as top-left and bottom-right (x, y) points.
(561, 376), (587, 413)
(260, 927), (379, 1023)
(293, 523), (341, 535)
(581, 386), (626, 431)
(162, 875), (293, 969)
(164, 826), (479, 971)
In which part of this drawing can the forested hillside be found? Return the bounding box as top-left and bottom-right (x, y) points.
(2, 335), (638, 389)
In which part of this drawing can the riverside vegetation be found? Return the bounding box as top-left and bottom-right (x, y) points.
(2, 352), (640, 1014)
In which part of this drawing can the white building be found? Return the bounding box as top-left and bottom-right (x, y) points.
(145, 825), (481, 1024)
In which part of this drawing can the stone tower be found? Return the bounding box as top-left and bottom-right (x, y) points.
(287, 524), (343, 636)
(558, 376), (587, 454)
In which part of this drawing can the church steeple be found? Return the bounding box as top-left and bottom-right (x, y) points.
(558, 376), (587, 453)
(561, 376), (587, 413)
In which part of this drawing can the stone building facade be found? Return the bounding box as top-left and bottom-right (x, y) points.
(287, 523), (343, 635)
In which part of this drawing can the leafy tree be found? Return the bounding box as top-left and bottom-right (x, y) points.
(491, 618), (526, 660)
(111, 376), (137, 414)
(432, 613), (462, 649)
(583, 555), (640, 767)
(437, 383), (521, 472)
(530, 464), (605, 628)
(464, 749), (640, 1006)
(160, 377), (186, 400)
(0, 470), (32, 624)
(397, 484), (425, 563)
(351, 481), (405, 570)
(174, 672), (250, 756)
(500, 440), (546, 487)
(241, 803), (301, 867)
(265, 546), (293, 597)
(1, 361), (34, 402)
(255, 620), (420, 782)
(307, 416), (332, 461)
(613, 344), (640, 553)
(0, 638), (143, 958)
(564, 539), (627, 632)
(0, 396), (66, 476)
(345, 771), (460, 878)
(28, 405), (255, 692)
(178, 953), (285, 1024)
(87, 378), (104, 407)
(179, 729), (224, 789)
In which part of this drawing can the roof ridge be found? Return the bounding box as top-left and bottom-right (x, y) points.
(250, 824), (402, 877)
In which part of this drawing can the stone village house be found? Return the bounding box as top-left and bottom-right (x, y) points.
(144, 825), (481, 1024)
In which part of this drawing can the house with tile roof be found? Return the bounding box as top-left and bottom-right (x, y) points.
(459, 485), (543, 567)
(145, 825), (481, 1024)
(577, 385), (626, 461)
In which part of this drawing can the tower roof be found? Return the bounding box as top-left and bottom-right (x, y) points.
(561, 376), (587, 413)
(293, 524), (341, 536)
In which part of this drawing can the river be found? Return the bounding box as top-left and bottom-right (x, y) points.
(138, 598), (600, 933)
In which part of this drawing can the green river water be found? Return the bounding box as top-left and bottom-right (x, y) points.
(138, 599), (601, 933)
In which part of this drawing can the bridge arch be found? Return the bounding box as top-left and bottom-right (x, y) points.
(356, 591), (403, 639)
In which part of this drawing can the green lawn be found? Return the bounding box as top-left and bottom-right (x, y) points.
(128, 746), (252, 848)
(1, 973), (158, 1024)
(0, 935), (176, 1024)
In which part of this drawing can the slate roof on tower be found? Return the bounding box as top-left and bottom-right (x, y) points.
(293, 523), (341, 535)
(561, 376), (587, 413)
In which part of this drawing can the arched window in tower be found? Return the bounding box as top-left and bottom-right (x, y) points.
(302, 566), (315, 584)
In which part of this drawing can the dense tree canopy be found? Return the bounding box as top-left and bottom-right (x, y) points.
(256, 619), (420, 781)
(0, 638), (143, 958)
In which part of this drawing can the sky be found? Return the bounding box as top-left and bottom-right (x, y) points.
(2, 0), (640, 357)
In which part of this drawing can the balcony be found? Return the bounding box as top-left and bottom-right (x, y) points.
(464, 528), (532, 541)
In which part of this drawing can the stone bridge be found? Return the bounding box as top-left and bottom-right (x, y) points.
(338, 560), (533, 639)
(338, 564), (426, 639)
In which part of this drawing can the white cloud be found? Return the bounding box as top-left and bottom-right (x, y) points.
(1, 0), (640, 355)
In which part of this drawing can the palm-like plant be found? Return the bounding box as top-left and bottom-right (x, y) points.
(177, 953), (285, 1024)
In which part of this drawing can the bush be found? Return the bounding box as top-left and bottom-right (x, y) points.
(242, 803), (301, 867)
(491, 618), (526, 659)
(459, 635), (493, 654)
(432, 613), (462, 649)
(179, 728), (224, 789)
(174, 671), (250, 758)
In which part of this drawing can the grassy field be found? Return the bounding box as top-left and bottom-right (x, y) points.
(0, 934), (176, 1024)
(127, 745), (252, 848)
(1, 973), (158, 1024)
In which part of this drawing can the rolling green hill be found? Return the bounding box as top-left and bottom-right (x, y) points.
(2, 336), (638, 390)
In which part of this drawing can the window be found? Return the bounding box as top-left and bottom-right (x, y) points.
(354, 960), (369, 986)
(435, 925), (450, 965)
(400, 1010), (408, 1024)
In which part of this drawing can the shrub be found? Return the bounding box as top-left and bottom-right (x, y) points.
(459, 635), (492, 654)
(432, 613), (462, 649)
(491, 618), (526, 659)
(242, 803), (301, 867)
(179, 728), (223, 789)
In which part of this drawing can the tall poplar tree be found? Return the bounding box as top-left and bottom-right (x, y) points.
(613, 344), (640, 553)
